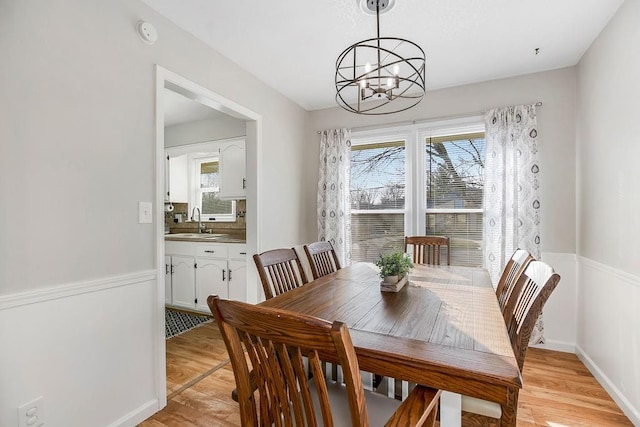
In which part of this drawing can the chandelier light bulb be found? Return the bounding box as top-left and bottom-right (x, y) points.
(393, 64), (400, 75)
(360, 79), (367, 88)
(365, 62), (372, 73)
(387, 77), (394, 88)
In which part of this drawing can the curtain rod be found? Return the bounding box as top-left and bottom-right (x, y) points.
(316, 101), (543, 134)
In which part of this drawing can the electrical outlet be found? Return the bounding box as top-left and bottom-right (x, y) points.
(18, 396), (44, 427)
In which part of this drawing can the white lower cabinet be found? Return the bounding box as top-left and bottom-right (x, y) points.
(228, 259), (247, 301)
(171, 255), (196, 309)
(195, 257), (227, 312)
(227, 243), (248, 302)
(165, 241), (247, 312)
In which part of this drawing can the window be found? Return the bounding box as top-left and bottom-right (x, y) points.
(191, 155), (236, 221)
(351, 140), (406, 261)
(350, 120), (485, 266)
(424, 134), (485, 266)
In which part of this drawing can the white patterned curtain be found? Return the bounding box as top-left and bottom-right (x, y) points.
(484, 104), (545, 343)
(317, 129), (352, 267)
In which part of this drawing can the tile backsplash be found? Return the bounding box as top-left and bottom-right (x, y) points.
(164, 200), (246, 237)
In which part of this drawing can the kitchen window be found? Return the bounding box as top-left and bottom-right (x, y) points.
(190, 155), (236, 221)
(350, 119), (485, 266)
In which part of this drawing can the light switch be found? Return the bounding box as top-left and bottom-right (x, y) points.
(139, 202), (153, 224)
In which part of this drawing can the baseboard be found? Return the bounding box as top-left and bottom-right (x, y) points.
(576, 344), (640, 426)
(107, 399), (160, 427)
(0, 270), (157, 310)
(531, 339), (575, 354)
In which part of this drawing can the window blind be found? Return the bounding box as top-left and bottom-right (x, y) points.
(425, 134), (485, 267)
(351, 141), (405, 262)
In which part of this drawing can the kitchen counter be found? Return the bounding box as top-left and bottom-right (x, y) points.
(164, 233), (246, 244)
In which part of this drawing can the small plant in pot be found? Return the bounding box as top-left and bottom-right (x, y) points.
(375, 252), (413, 284)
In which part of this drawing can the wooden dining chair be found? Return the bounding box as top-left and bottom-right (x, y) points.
(253, 248), (308, 300)
(208, 295), (441, 427)
(303, 241), (342, 280)
(495, 249), (535, 319)
(404, 236), (450, 265)
(461, 260), (561, 421)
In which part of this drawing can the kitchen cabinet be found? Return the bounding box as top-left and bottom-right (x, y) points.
(228, 245), (248, 301)
(165, 241), (247, 312)
(164, 255), (172, 304)
(170, 254), (196, 309)
(167, 153), (188, 203)
(195, 257), (227, 312)
(228, 259), (247, 301)
(219, 140), (246, 200)
(164, 154), (170, 202)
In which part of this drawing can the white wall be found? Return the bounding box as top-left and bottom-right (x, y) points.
(0, 0), (308, 425)
(308, 68), (579, 349)
(576, 1), (640, 424)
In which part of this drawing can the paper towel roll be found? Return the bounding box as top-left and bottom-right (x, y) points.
(165, 203), (174, 212)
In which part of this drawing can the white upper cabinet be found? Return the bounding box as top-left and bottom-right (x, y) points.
(219, 140), (246, 200)
(166, 153), (188, 203)
(164, 154), (170, 202)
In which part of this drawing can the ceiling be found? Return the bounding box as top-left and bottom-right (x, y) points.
(144, 0), (623, 111)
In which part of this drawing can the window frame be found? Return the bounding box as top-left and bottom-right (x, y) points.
(416, 126), (485, 235)
(188, 153), (236, 222)
(349, 117), (485, 264)
(350, 131), (412, 236)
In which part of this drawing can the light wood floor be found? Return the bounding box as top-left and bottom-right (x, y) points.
(140, 322), (632, 427)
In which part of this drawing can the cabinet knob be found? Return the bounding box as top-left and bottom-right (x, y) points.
(228, 269), (232, 281)
(222, 270), (226, 281)
(242, 178), (246, 189)
(204, 250), (215, 254)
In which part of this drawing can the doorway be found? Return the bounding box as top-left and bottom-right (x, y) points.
(154, 66), (261, 406)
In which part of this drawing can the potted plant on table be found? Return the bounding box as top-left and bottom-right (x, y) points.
(375, 252), (413, 285)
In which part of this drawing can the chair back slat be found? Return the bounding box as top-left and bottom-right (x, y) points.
(404, 236), (450, 265)
(304, 241), (342, 279)
(254, 248), (308, 299)
(208, 295), (368, 427)
(504, 260), (561, 372)
(495, 249), (535, 318)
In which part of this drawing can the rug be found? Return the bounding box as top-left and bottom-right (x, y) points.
(165, 309), (212, 339)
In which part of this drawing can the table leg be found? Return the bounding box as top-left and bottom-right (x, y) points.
(500, 386), (519, 427)
(440, 391), (462, 427)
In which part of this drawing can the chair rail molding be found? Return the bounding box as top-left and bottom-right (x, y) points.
(0, 270), (157, 311)
(579, 255), (640, 288)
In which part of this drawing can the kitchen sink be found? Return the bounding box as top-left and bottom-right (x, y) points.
(166, 233), (225, 239)
(165, 233), (245, 243)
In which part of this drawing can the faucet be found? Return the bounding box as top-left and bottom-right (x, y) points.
(191, 207), (207, 233)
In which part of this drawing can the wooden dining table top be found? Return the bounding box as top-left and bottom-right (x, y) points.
(260, 262), (523, 426)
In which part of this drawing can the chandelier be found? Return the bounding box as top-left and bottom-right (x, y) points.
(335, 0), (426, 115)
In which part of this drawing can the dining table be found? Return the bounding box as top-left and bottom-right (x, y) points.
(259, 262), (523, 427)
